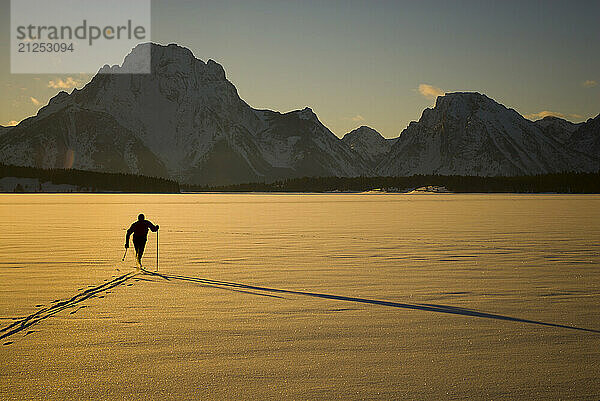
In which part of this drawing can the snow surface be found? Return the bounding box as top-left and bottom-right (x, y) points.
(1, 193), (599, 399)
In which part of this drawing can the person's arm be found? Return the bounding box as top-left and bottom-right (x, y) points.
(125, 224), (134, 248)
(149, 221), (159, 232)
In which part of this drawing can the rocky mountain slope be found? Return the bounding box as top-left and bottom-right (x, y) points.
(567, 114), (600, 166)
(0, 43), (597, 183)
(341, 126), (397, 168)
(0, 43), (366, 185)
(0, 106), (167, 176)
(534, 116), (582, 144)
(376, 93), (597, 176)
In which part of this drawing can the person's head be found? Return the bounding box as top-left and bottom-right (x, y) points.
(138, 213), (145, 221)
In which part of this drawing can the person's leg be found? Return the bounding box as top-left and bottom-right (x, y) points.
(133, 237), (146, 267)
(133, 242), (141, 266)
(136, 239), (147, 266)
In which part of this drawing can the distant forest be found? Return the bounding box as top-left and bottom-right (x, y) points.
(1, 163), (598, 193)
(0, 164), (180, 193)
(185, 173), (600, 194)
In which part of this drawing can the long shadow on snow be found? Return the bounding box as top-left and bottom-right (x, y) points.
(142, 269), (284, 299)
(143, 270), (599, 334)
(3, 268), (597, 342)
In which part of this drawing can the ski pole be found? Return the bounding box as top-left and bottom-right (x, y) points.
(156, 230), (159, 272)
(122, 247), (128, 261)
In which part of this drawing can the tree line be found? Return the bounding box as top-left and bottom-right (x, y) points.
(2, 163), (598, 193)
(185, 173), (600, 193)
(0, 163), (180, 193)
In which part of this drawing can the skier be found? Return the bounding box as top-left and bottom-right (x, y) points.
(125, 213), (159, 268)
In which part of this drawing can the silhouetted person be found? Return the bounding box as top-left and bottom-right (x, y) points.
(125, 213), (159, 268)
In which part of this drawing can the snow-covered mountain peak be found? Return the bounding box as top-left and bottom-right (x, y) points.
(94, 43), (227, 82)
(4, 42), (368, 184)
(206, 59), (227, 80)
(343, 126), (384, 142)
(295, 107), (318, 120)
(3, 42), (596, 184)
(33, 42), (261, 175)
(433, 92), (509, 118)
(377, 92), (597, 176)
(342, 126), (394, 168)
(534, 116), (581, 144)
(536, 115), (573, 124)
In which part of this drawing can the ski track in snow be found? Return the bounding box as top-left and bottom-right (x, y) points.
(2, 267), (598, 344)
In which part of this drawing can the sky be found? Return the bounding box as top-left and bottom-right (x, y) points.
(1, 0), (599, 138)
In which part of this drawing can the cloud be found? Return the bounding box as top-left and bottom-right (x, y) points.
(48, 77), (81, 89)
(418, 84), (445, 99)
(569, 113), (583, 119)
(524, 110), (567, 120)
(582, 80), (597, 88)
(30, 97), (41, 106)
(5, 120), (19, 126)
(351, 115), (365, 122)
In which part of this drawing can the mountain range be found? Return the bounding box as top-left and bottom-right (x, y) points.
(0, 43), (598, 185)
(378, 93), (598, 176)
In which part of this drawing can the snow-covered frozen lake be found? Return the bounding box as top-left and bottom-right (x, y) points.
(1, 193), (599, 399)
